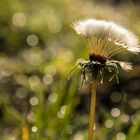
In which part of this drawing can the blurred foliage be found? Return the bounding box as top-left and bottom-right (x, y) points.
(0, 0), (140, 140)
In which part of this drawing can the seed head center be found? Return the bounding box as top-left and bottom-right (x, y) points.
(89, 52), (107, 64)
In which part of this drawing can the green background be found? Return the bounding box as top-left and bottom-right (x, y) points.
(0, 0), (140, 139)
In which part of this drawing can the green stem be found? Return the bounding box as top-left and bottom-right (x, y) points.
(88, 78), (97, 140)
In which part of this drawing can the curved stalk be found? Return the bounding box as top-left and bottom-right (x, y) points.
(88, 78), (97, 140)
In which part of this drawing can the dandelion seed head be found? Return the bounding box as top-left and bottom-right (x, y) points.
(71, 18), (139, 83)
(72, 18), (140, 54)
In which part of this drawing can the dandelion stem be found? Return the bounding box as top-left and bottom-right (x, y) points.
(88, 78), (97, 140)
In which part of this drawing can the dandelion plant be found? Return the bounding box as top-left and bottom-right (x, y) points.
(71, 18), (140, 140)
